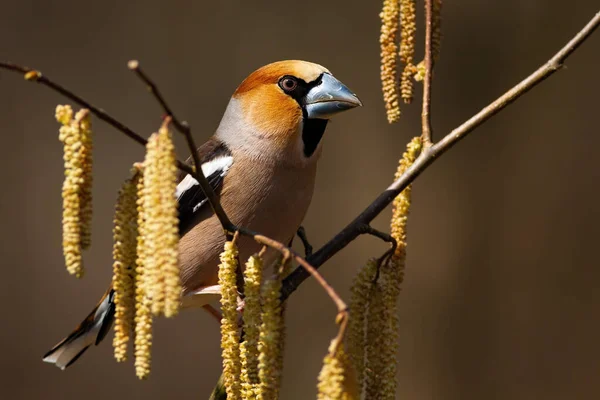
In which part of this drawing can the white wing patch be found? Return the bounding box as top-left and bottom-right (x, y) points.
(175, 156), (233, 200)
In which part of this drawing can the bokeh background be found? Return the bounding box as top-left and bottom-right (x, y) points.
(1, 1), (599, 399)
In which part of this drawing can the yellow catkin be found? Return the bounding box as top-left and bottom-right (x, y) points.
(432, 0), (443, 63)
(368, 136), (422, 399)
(141, 126), (181, 318)
(317, 344), (358, 400)
(364, 283), (386, 399)
(275, 260), (291, 392)
(258, 268), (285, 400)
(219, 241), (242, 400)
(56, 105), (93, 278)
(112, 173), (140, 362)
(391, 137), (422, 248)
(75, 110), (93, 249)
(379, 0), (401, 123)
(400, 64), (416, 104)
(241, 255), (264, 400)
(134, 171), (153, 379)
(346, 258), (378, 396)
(400, 0), (417, 103)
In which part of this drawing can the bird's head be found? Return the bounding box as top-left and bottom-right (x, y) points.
(215, 60), (361, 165)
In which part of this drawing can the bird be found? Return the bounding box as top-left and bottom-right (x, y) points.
(43, 60), (362, 369)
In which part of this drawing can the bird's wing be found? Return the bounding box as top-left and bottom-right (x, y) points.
(176, 137), (233, 233)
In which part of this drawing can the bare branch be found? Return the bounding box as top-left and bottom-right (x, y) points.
(249, 231), (347, 314)
(1, 62), (148, 146)
(281, 10), (600, 301)
(0, 61), (199, 178)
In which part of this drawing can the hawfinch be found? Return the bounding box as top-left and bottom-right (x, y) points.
(43, 60), (361, 369)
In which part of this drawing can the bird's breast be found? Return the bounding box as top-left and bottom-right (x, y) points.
(178, 158), (318, 294)
(222, 160), (318, 242)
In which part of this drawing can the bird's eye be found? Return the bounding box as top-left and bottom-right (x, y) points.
(279, 76), (298, 92)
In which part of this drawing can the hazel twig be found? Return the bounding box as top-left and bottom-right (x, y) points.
(0, 62), (201, 179)
(127, 60), (235, 235)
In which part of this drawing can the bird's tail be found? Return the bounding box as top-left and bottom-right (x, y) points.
(43, 287), (115, 370)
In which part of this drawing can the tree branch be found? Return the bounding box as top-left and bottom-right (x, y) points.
(281, 10), (600, 301)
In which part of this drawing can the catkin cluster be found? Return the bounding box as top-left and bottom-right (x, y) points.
(112, 173), (140, 362)
(139, 126), (181, 318)
(218, 244), (288, 400)
(133, 168), (153, 379)
(400, 0), (417, 103)
(257, 267), (285, 400)
(56, 105), (93, 278)
(346, 258), (378, 396)
(380, 0), (401, 123)
(346, 137), (422, 399)
(240, 255), (263, 399)
(219, 241), (243, 399)
(107, 124), (181, 379)
(54, 105), (181, 377)
(317, 344), (357, 400)
(379, 0), (443, 117)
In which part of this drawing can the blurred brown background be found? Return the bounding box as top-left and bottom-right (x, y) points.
(1, 1), (599, 399)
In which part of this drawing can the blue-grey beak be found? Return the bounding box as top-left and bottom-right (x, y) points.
(304, 73), (362, 119)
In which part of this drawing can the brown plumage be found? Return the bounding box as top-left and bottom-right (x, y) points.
(43, 60), (361, 369)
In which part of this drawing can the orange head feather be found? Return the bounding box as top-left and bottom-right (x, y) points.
(216, 60), (360, 165)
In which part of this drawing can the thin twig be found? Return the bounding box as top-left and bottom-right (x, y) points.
(249, 231), (347, 314)
(0, 61), (198, 178)
(421, 0), (434, 146)
(127, 60), (235, 234)
(127, 60), (188, 132)
(1, 62), (148, 146)
(281, 10), (600, 301)
(250, 231), (349, 355)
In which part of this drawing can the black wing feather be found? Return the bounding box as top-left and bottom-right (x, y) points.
(176, 137), (232, 234)
(177, 170), (226, 233)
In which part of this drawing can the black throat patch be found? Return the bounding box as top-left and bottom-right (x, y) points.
(302, 118), (328, 158)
